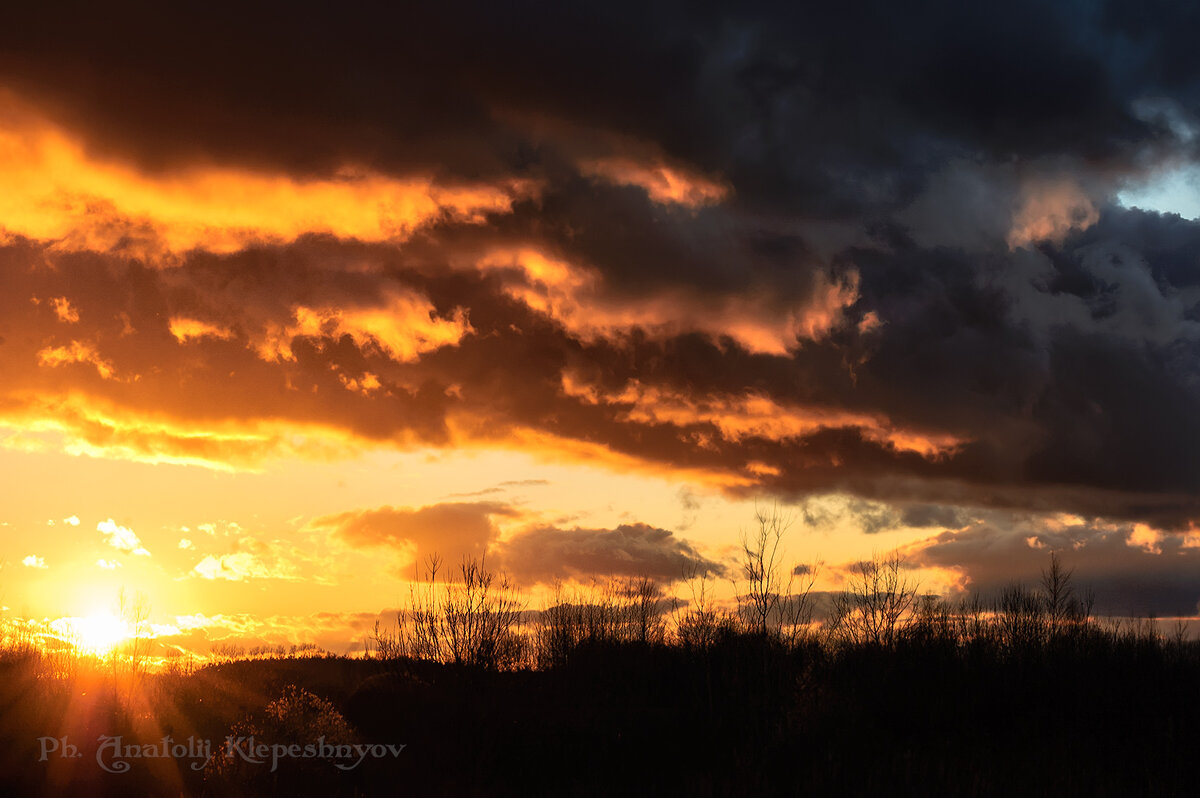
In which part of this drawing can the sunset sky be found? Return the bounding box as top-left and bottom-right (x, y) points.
(4, 2), (1200, 656)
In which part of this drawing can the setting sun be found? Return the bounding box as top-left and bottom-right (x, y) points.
(65, 611), (128, 656)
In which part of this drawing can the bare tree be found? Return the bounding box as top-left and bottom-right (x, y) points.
(737, 503), (791, 637)
(1039, 552), (1093, 634)
(828, 552), (919, 648)
(534, 576), (667, 668)
(1041, 552), (1074, 624)
(995, 583), (1045, 651)
(115, 588), (151, 694)
(398, 553), (527, 670)
(673, 563), (736, 650)
(781, 562), (821, 646)
(442, 556), (527, 669)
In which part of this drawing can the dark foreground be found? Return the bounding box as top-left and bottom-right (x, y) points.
(0, 626), (1197, 797)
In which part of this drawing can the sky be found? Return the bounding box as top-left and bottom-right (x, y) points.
(3, 1), (1200, 656)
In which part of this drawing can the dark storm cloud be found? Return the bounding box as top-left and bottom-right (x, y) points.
(900, 504), (972, 530)
(4, 2), (1200, 529)
(0, 2), (1171, 208)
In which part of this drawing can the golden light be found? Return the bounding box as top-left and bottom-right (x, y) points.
(64, 611), (129, 656)
(0, 89), (534, 256)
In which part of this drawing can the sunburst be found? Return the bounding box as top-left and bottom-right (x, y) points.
(66, 611), (128, 656)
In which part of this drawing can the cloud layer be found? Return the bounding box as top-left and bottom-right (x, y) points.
(2, 2), (1200, 537)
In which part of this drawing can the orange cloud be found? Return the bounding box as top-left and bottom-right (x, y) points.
(1128, 522), (1164, 554)
(448, 415), (762, 492)
(0, 90), (533, 255)
(0, 392), (367, 470)
(36, 341), (117, 380)
(578, 156), (729, 207)
(169, 317), (234, 343)
(255, 291), (471, 363)
(50, 296), (79, 323)
(1007, 176), (1099, 248)
(560, 371), (966, 459)
(476, 248), (860, 354)
(313, 501), (520, 572)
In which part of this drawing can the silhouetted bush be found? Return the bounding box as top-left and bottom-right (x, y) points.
(203, 685), (358, 797)
(534, 577), (667, 668)
(374, 554), (527, 670)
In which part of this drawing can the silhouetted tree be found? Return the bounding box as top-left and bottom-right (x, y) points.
(828, 552), (918, 648)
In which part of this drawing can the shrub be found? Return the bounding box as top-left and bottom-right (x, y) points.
(376, 555), (528, 670)
(203, 684), (358, 796)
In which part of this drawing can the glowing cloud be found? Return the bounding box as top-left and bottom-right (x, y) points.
(579, 156), (729, 207)
(22, 555), (47, 569)
(191, 551), (296, 582)
(477, 248), (860, 354)
(0, 91), (531, 255)
(98, 518), (151, 556)
(50, 296), (79, 323)
(0, 394), (368, 471)
(255, 292), (471, 363)
(1128, 523), (1164, 554)
(36, 341), (117, 380)
(169, 317), (234, 343)
(1007, 177), (1099, 248)
(561, 372), (966, 459)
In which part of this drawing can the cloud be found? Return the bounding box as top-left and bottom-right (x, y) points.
(577, 152), (729, 208)
(22, 555), (46, 569)
(493, 522), (724, 586)
(313, 502), (516, 573)
(192, 552), (285, 582)
(36, 341), (116, 380)
(315, 500), (721, 586)
(50, 297), (79, 323)
(0, 92), (529, 256)
(169, 317), (233, 343)
(97, 519), (150, 556)
(904, 510), (1200, 617)
(899, 504), (971, 530)
(188, 535), (327, 583)
(1006, 176), (1101, 248)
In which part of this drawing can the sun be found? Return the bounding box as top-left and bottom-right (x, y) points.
(68, 611), (129, 656)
